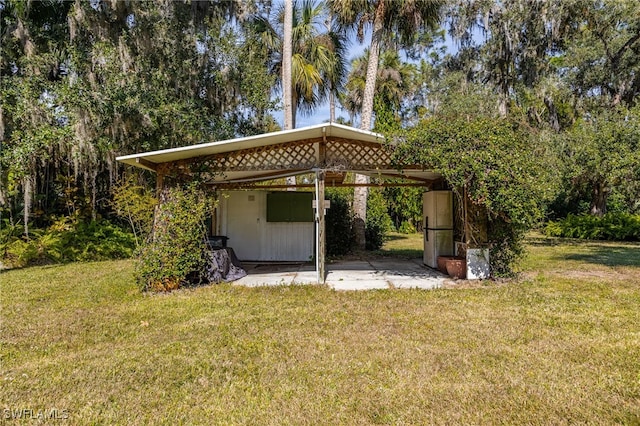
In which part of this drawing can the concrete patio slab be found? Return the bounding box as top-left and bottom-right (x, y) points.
(329, 279), (391, 291)
(232, 258), (447, 290)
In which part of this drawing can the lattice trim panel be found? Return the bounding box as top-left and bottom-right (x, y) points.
(168, 140), (319, 175)
(162, 137), (398, 182)
(216, 140), (318, 171)
(324, 140), (394, 170)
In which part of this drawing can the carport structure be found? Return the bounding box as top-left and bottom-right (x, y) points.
(117, 123), (443, 283)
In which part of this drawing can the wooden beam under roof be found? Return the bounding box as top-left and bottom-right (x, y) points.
(136, 157), (158, 171)
(211, 182), (432, 190)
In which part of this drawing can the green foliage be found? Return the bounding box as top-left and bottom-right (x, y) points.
(0, 217), (135, 268)
(1, 223), (42, 268)
(325, 189), (355, 256)
(383, 185), (423, 231)
(398, 221), (417, 234)
(487, 221), (526, 278)
(365, 188), (393, 251)
(559, 1), (640, 109)
(0, 1), (277, 232)
(43, 217), (135, 262)
(111, 176), (158, 247)
(545, 213), (640, 241)
(398, 115), (554, 276)
(251, 0), (346, 126)
(606, 188), (640, 215)
(555, 107), (640, 216)
(134, 185), (213, 292)
(325, 186), (394, 255)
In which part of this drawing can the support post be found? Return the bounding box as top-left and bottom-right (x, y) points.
(315, 170), (326, 283)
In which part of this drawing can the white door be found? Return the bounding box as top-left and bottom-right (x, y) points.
(225, 192), (263, 260)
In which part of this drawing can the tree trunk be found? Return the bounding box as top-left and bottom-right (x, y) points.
(544, 95), (560, 132)
(360, 1), (384, 130)
(283, 0), (295, 189)
(291, 94), (298, 129)
(282, 0), (293, 131)
(353, 0), (386, 250)
(327, 11), (336, 123)
(285, 92), (297, 189)
(590, 182), (610, 217)
(353, 174), (368, 249)
(329, 91), (336, 122)
(497, 93), (508, 118)
(23, 176), (32, 240)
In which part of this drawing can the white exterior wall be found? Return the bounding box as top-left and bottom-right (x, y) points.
(219, 191), (314, 262)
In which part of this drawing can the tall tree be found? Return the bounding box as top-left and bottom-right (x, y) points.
(558, 107), (640, 216)
(252, 0), (347, 128)
(0, 1), (275, 233)
(447, 0), (583, 117)
(329, 0), (442, 249)
(282, 0), (295, 187)
(560, 0), (640, 109)
(283, 0), (294, 130)
(342, 49), (416, 130)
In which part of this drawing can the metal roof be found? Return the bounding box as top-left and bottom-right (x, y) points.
(116, 122), (441, 184)
(116, 123), (383, 171)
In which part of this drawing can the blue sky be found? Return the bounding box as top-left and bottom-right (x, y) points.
(283, 32), (458, 128)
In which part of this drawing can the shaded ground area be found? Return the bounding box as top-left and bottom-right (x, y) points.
(235, 258), (446, 290)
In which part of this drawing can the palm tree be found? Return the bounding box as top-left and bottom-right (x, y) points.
(329, 0), (442, 249)
(283, 0), (294, 130)
(251, 0), (347, 128)
(329, 0), (441, 129)
(342, 49), (416, 127)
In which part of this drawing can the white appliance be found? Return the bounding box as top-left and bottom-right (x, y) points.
(423, 191), (454, 268)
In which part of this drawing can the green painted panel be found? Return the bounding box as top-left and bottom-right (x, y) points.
(267, 192), (314, 222)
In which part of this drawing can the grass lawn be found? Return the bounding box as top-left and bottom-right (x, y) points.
(2, 234), (639, 424)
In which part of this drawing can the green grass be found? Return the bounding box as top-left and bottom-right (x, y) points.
(374, 231), (425, 258)
(2, 235), (640, 424)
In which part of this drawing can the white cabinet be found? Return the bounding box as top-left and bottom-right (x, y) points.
(424, 229), (454, 269)
(423, 191), (453, 230)
(422, 191), (454, 268)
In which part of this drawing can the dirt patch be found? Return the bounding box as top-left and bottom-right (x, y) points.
(558, 270), (614, 279)
(549, 268), (639, 281)
(441, 278), (507, 289)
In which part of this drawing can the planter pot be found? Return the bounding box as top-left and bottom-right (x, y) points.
(437, 256), (456, 273)
(445, 257), (466, 279)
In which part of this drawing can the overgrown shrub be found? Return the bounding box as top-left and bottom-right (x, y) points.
(545, 213), (640, 241)
(398, 221), (417, 234)
(0, 217), (135, 268)
(398, 116), (554, 277)
(43, 217), (135, 262)
(488, 221), (526, 278)
(325, 189), (355, 256)
(112, 175), (158, 247)
(134, 185), (213, 291)
(1, 223), (42, 267)
(365, 188), (393, 251)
